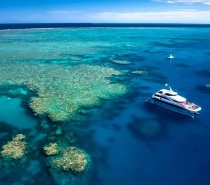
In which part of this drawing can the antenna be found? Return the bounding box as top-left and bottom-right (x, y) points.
(165, 83), (173, 91)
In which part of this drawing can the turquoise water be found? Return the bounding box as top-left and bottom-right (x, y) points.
(0, 26), (210, 185)
(0, 96), (37, 129)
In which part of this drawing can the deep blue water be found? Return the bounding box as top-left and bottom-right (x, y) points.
(0, 25), (210, 185)
(1, 23), (210, 30)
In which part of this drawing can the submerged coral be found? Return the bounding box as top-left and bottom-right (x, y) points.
(49, 146), (90, 173)
(197, 84), (210, 93)
(205, 84), (210, 88)
(44, 143), (59, 156)
(0, 61), (127, 122)
(111, 59), (132, 65)
(128, 117), (163, 140)
(131, 70), (148, 75)
(1, 134), (27, 159)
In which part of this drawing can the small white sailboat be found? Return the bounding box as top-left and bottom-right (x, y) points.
(168, 54), (174, 59)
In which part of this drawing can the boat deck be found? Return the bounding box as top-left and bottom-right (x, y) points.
(180, 101), (200, 111)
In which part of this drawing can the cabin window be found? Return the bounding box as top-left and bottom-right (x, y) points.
(165, 93), (176, 96)
(173, 99), (184, 103)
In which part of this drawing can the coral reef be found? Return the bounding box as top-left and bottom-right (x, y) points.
(51, 147), (89, 173)
(1, 134), (27, 159)
(44, 143), (59, 156)
(0, 61), (127, 122)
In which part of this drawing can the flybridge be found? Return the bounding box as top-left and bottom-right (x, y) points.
(155, 89), (186, 102)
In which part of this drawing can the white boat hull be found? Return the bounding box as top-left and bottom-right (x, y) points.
(146, 98), (197, 118)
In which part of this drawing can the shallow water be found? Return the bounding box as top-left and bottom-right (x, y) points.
(0, 26), (210, 185)
(0, 96), (37, 129)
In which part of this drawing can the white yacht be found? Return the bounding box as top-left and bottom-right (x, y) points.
(168, 54), (174, 59)
(147, 85), (201, 118)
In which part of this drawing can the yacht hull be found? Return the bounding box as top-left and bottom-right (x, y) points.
(147, 98), (196, 118)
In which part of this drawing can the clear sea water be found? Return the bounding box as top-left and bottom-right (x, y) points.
(0, 24), (210, 185)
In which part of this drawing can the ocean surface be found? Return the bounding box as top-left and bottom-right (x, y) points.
(0, 24), (210, 185)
